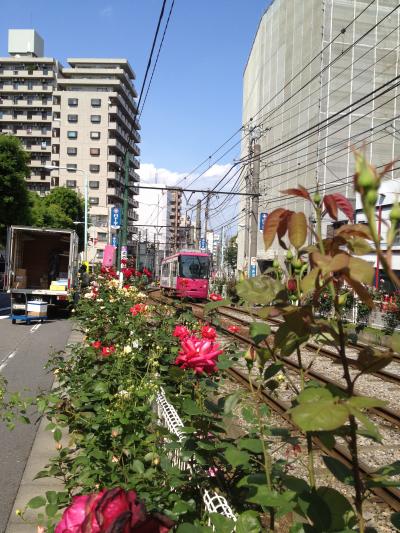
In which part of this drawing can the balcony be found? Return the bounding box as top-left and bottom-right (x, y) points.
(131, 156), (140, 169)
(0, 69), (54, 78)
(131, 200), (139, 208)
(25, 143), (51, 152)
(15, 128), (51, 137)
(0, 97), (52, 108)
(131, 186), (139, 195)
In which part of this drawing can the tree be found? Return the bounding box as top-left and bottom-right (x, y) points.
(0, 135), (32, 245)
(31, 187), (85, 248)
(224, 235), (238, 273)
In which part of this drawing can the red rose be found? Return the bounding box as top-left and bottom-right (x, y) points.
(121, 258), (128, 265)
(172, 325), (190, 339)
(101, 346), (115, 357)
(209, 293), (223, 302)
(201, 325), (217, 341)
(227, 325), (240, 334)
(55, 488), (174, 533)
(91, 341), (102, 349)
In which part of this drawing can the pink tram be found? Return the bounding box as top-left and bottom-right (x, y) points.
(160, 251), (210, 299)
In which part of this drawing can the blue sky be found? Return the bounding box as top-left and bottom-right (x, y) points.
(0, 0), (270, 233)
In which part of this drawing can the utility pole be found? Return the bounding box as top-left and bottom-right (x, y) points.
(204, 193), (210, 251)
(117, 152), (130, 269)
(195, 199), (201, 247)
(249, 143), (260, 268)
(221, 226), (225, 275)
(173, 190), (179, 253)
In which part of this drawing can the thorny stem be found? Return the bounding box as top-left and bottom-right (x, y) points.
(248, 367), (275, 531)
(296, 346), (316, 488)
(335, 297), (365, 533)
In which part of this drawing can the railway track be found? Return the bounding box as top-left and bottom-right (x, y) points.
(147, 290), (400, 511)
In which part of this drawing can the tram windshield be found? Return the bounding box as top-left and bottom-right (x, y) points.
(179, 255), (209, 279)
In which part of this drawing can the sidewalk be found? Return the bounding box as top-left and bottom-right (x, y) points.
(6, 328), (83, 533)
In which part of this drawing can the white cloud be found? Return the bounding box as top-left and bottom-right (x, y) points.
(137, 163), (187, 186)
(203, 163), (232, 179)
(137, 162), (234, 188)
(100, 6), (113, 17)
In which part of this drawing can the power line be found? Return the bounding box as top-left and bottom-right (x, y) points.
(139, 0), (175, 115)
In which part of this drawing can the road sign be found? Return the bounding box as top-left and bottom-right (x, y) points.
(121, 245), (128, 260)
(111, 234), (118, 247)
(110, 207), (121, 229)
(250, 264), (257, 277)
(251, 256), (257, 266)
(259, 212), (268, 231)
(199, 238), (207, 251)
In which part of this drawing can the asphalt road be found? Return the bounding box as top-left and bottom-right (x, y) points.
(0, 292), (10, 316)
(0, 314), (72, 532)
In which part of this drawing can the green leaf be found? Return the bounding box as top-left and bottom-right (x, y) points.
(53, 428), (62, 442)
(223, 391), (241, 415)
(93, 381), (108, 394)
(373, 460), (400, 477)
(238, 438), (264, 454)
(347, 396), (387, 409)
(27, 496), (46, 509)
(322, 456), (354, 485)
(224, 447), (251, 468)
(355, 347), (393, 373)
(316, 486), (357, 531)
(263, 361), (284, 380)
(236, 276), (284, 305)
(301, 268), (319, 295)
(289, 400), (348, 431)
(132, 459), (145, 474)
(347, 406), (382, 442)
(246, 486), (295, 510)
(176, 524), (210, 533)
(182, 398), (204, 416)
(249, 322), (271, 344)
(391, 512), (400, 530)
(45, 503), (58, 517)
(235, 510), (261, 533)
(296, 387), (333, 404)
(348, 257), (374, 285)
(209, 513), (235, 533)
(203, 299), (230, 315)
(288, 212), (307, 249)
(45, 491), (58, 504)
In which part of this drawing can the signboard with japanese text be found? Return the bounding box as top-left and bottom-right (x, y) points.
(259, 212), (268, 231)
(110, 207), (121, 229)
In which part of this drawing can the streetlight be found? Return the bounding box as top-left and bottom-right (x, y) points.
(44, 165), (89, 262)
(375, 192), (386, 289)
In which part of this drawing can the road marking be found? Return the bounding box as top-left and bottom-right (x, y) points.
(30, 323), (41, 333)
(0, 350), (17, 372)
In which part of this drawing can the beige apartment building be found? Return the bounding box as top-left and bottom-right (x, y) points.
(0, 29), (140, 261)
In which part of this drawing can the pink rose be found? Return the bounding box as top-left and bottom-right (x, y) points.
(175, 336), (223, 374)
(227, 325), (240, 334)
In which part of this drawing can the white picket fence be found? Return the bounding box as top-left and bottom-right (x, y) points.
(154, 388), (237, 521)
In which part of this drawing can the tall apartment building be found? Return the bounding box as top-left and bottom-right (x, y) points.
(237, 0), (400, 273)
(0, 29), (140, 261)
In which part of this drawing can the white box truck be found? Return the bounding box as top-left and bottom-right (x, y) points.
(5, 226), (79, 323)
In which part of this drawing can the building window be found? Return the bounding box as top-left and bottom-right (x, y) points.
(13, 82), (18, 90)
(91, 98), (101, 107)
(68, 98), (78, 107)
(91, 115), (101, 124)
(68, 114), (78, 123)
(89, 197), (99, 205)
(97, 232), (107, 242)
(96, 249), (104, 259)
(66, 163), (77, 172)
(27, 81), (33, 90)
(67, 147), (77, 156)
(67, 131), (78, 139)
(66, 180), (76, 188)
(89, 164), (100, 173)
(90, 131), (101, 140)
(89, 180), (99, 189)
(90, 147), (100, 156)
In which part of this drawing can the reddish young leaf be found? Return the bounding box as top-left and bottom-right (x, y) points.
(280, 186), (311, 201)
(331, 193), (354, 222)
(277, 210), (293, 249)
(288, 212), (307, 249)
(263, 208), (287, 250)
(323, 195), (338, 220)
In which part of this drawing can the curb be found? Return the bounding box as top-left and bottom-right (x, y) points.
(6, 328), (83, 533)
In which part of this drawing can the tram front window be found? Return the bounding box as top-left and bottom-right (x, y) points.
(179, 256), (209, 279)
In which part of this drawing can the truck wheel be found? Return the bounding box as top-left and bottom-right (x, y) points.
(12, 319), (16, 324)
